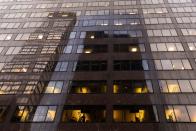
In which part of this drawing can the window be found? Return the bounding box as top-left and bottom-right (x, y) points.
(114, 1), (136, 6)
(164, 105), (196, 122)
(45, 81), (64, 93)
(150, 43), (184, 51)
(62, 2), (83, 8)
(85, 10), (109, 16)
(159, 80), (196, 93)
(113, 44), (145, 52)
(87, 2), (109, 7)
(23, 81), (44, 94)
(3, 13), (27, 18)
(73, 61), (107, 71)
(23, 22), (48, 28)
(188, 43), (196, 51)
(181, 29), (196, 36)
(113, 60), (149, 71)
(145, 18), (172, 24)
(47, 32), (63, 40)
(36, 4), (58, 9)
(19, 46), (38, 54)
(147, 29), (177, 36)
(0, 47), (4, 54)
(55, 62), (68, 71)
(114, 9), (138, 15)
(53, 21), (72, 27)
(69, 81), (107, 94)
(0, 82), (22, 94)
(168, 0), (192, 3)
(113, 105), (159, 122)
(154, 59), (192, 70)
(1, 62), (30, 73)
(81, 31), (109, 39)
(0, 5), (8, 10)
(41, 45), (57, 54)
(76, 45), (108, 53)
(143, 8), (168, 14)
(15, 33), (30, 40)
(63, 45), (72, 54)
(62, 105), (106, 123)
(171, 7), (196, 13)
(176, 17), (196, 23)
(0, 0), (13, 2)
(0, 34), (12, 40)
(30, 12), (50, 18)
(82, 20), (109, 26)
(5, 47), (21, 55)
(33, 62), (52, 72)
(15, 33), (44, 40)
(114, 19), (140, 26)
(12, 105), (57, 122)
(69, 32), (76, 39)
(0, 23), (21, 29)
(141, 0), (164, 4)
(113, 80), (153, 93)
(0, 63), (4, 71)
(113, 30), (142, 38)
(11, 4), (32, 9)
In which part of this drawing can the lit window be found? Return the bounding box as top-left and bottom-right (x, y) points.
(12, 106), (57, 122)
(45, 81), (64, 93)
(62, 105), (106, 123)
(113, 105), (159, 122)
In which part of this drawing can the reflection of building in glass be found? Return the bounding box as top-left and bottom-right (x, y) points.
(0, 0), (196, 131)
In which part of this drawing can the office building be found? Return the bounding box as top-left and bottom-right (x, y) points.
(0, 0), (196, 131)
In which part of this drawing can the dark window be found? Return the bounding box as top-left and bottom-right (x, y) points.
(113, 60), (145, 71)
(114, 44), (140, 53)
(74, 61), (107, 71)
(0, 106), (8, 122)
(86, 31), (109, 39)
(82, 45), (108, 53)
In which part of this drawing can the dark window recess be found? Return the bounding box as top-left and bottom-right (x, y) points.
(113, 60), (144, 71)
(113, 105), (158, 122)
(0, 106), (8, 122)
(113, 80), (153, 93)
(74, 61), (107, 71)
(86, 31), (109, 39)
(113, 31), (142, 38)
(62, 105), (106, 123)
(83, 45), (108, 53)
(114, 44), (140, 52)
(69, 81), (107, 94)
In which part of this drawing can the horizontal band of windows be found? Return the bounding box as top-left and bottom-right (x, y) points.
(12, 105), (57, 122)
(0, 81), (63, 94)
(154, 59), (192, 70)
(165, 105), (196, 122)
(113, 60), (149, 71)
(150, 43), (184, 52)
(3, 105), (196, 123)
(159, 80), (196, 93)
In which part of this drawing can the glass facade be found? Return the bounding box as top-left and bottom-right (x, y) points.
(0, 0), (196, 131)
